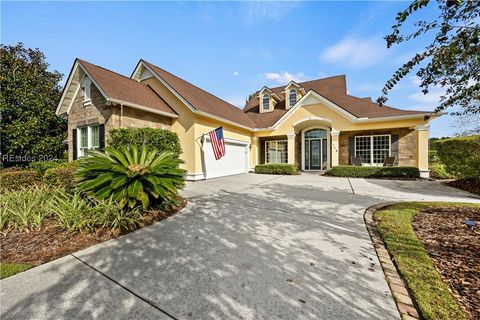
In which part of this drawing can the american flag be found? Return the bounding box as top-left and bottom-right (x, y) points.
(208, 127), (226, 160)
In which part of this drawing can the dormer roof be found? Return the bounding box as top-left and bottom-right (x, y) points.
(258, 86), (281, 101)
(281, 81), (306, 95)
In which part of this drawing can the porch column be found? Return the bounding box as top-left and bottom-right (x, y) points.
(415, 125), (430, 178)
(331, 130), (340, 167)
(287, 133), (296, 165)
(250, 136), (259, 170)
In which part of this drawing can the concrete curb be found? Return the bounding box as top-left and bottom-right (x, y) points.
(364, 203), (420, 320)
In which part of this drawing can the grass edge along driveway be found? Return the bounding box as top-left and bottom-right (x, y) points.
(374, 202), (479, 320)
(0, 262), (32, 279)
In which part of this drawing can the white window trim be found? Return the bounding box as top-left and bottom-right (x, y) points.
(77, 124), (100, 158)
(265, 140), (288, 164)
(354, 134), (391, 166)
(262, 94), (270, 111)
(82, 77), (92, 106)
(288, 89), (297, 108)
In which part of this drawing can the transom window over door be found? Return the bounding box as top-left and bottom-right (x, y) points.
(265, 140), (287, 164)
(289, 89), (297, 107)
(355, 135), (391, 165)
(262, 94), (270, 110)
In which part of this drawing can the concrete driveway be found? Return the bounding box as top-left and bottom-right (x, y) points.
(1, 174), (478, 320)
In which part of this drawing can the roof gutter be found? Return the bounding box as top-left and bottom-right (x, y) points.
(107, 98), (179, 118)
(196, 111), (254, 131)
(354, 112), (445, 123)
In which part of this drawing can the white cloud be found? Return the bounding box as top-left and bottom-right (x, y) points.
(243, 2), (300, 26)
(265, 72), (308, 84)
(320, 36), (387, 69)
(233, 71), (239, 76)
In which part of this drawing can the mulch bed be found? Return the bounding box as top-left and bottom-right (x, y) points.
(0, 198), (187, 267)
(412, 206), (480, 320)
(444, 178), (480, 196)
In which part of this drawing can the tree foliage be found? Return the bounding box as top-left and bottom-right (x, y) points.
(379, 0), (480, 116)
(0, 43), (67, 166)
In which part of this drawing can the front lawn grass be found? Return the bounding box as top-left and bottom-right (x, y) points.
(374, 202), (479, 320)
(0, 262), (32, 279)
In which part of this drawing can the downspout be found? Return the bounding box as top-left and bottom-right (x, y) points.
(120, 104), (124, 128)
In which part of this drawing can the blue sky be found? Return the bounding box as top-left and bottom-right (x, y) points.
(2, 1), (471, 137)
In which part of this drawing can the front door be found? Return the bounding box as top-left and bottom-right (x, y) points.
(304, 128), (329, 170)
(310, 139), (321, 170)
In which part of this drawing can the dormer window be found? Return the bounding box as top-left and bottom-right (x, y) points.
(262, 94), (270, 111)
(289, 89), (297, 107)
(82, 77), (92, 105)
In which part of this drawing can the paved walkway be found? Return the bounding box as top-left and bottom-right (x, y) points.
(1, 174), (478, 320)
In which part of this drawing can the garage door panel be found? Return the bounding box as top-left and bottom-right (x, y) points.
(204, 141), (248, 179)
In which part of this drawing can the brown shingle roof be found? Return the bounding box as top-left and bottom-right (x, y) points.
(143, 60), (256, 128)
(78, 59), (177, 116)
(244, 75), (428, 128)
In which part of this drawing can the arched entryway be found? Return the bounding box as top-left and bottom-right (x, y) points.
(301, 127), (331, 171)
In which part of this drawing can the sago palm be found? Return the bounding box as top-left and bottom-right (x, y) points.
(76, 146), (186, 209)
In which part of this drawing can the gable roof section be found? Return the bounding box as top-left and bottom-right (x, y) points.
(140, 60), (256, 129)
(244, 75), (429, 128)
(56, 59), (177, 117)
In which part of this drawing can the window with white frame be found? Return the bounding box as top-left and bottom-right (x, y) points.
(82, 77), (92, 104)
(262, 94), (270, 110)
(289, 89), (297, 107)
(355, 135), (391, 165)
(266, 140), (288, 164)
(77, 125), (101, 158)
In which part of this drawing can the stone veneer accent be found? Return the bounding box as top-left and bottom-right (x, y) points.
(339, 128), (416, 166)
(67, 82), (172, 160)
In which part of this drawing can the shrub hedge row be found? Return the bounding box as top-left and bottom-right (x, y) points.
(255, 164), (299, 175)
(0, 170), (42, 190)
(43, 162), (77, 192)
(107, 128), (182, 158)
(28, 160), (67, 175)
(434, 135), (480, 178)
(326, 166), (420, 178)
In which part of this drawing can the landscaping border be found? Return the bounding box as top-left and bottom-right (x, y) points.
(364, 203), (420, 320)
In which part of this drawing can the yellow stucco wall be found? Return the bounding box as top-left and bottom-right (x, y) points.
(143, 76), (431, 177)
(142, 77), (252, 177)
(254, 103), (429, 137)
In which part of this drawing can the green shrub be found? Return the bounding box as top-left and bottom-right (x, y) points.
(107, 128), (182, 158)
(429, 163), (454, 179)
(326, 166), (420, 178)
(434, 135), (480, 178)
(43, 162), (77, 191)
(28, 160), (67, 175)
(1, 186), (142, 233)
(255, 164), (299, 175)
(76, 146), (186, 209)
(49, 191), (141, 233)
(0, 186), (56, 230)
(0, 170), (42, 190)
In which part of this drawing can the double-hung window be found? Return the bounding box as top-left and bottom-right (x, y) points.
(262, 94), (270, 111)
(77, 125), (101, 158)
(289, 89), (297, 107)
(265, 140), (288, 164)
(82, 77), (92, 105)
(355, 135), (391, 165)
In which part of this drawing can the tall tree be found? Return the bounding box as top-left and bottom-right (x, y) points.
(378, 0), (479, 116)
(1, 43), (67, 166)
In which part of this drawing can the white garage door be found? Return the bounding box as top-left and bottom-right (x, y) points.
(204, 139), (249, 179)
